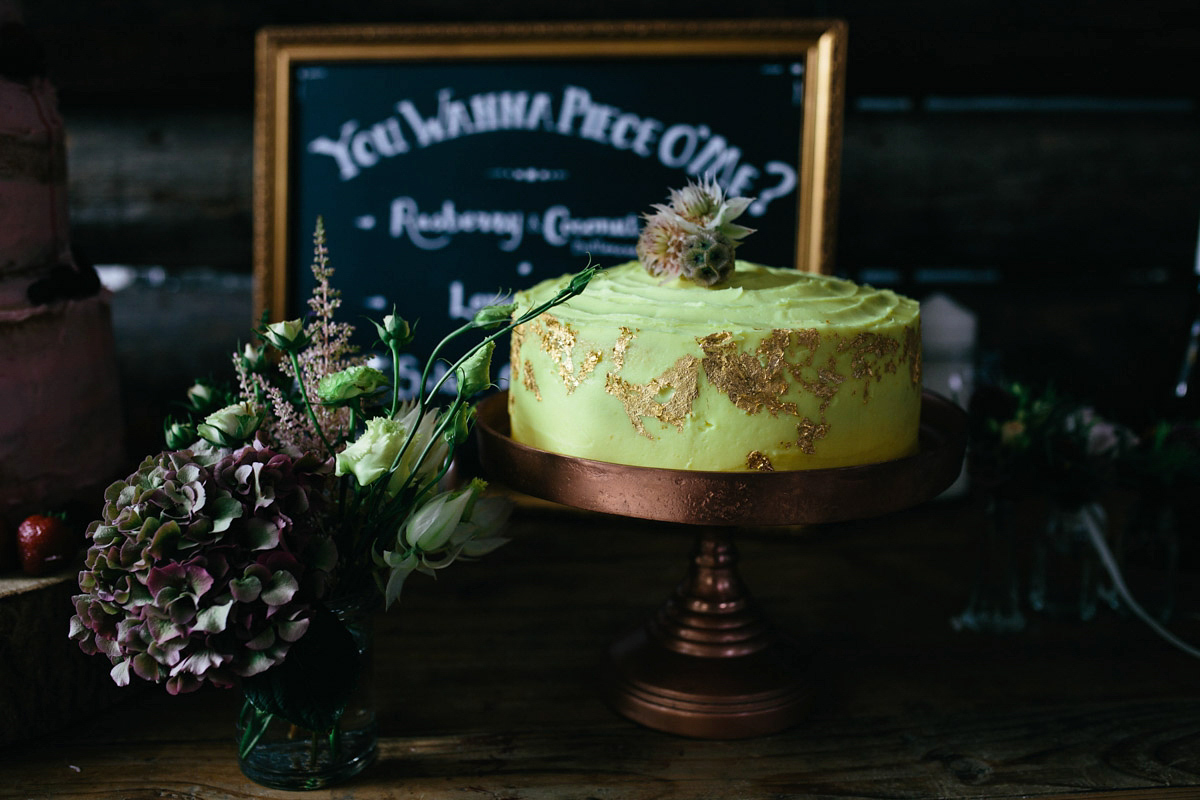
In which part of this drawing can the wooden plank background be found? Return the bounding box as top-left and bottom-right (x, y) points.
(13, 0), (1200, 427)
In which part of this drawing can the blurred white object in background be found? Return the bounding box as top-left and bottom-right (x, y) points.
(922, 292), (977, 408)
(922, 293), (977, 497)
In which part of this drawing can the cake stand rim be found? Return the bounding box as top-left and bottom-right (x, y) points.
(475, 389), (966, 526)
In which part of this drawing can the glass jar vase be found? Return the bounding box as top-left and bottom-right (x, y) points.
(236, 593), (378, 789)
(1028, 501), (1107, 621)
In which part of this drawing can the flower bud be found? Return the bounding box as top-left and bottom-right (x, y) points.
(163, 418), (197, 450)
(444, 403), (475, 448)
(404, 487), (473, 552)
(471, 302), (517, 330)
(197, 402), (263, 447)
(567, 266), (597, 295)
(454, 340), (495, 397)
(239, 343), (266, 372)
(317, 365), (389, 406)
(185, 381), (221, 414)
(372, 312), (414, 349)
(260, 318), (310, 353)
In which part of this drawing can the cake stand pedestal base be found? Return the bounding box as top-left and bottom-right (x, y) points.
(476, 390), (967, 739)
(601, 526), (809, 739)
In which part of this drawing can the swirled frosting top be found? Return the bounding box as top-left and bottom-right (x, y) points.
(517, 260), (919, 333)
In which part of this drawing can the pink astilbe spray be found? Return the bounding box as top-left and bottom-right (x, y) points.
(236, 219), (363, 456)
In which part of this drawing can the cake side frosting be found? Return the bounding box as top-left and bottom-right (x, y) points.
(0, 293), (127, 518)
(508, 260), (922, 472)
(0, 19), (127, 521)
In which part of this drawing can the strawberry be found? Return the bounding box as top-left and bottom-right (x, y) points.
(17, 513), (80, 577)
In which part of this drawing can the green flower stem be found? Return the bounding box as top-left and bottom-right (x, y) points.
(355, 395), (464, 563)
(238, 699), (275, 759)
(389, 338), (406, 418)
(418, 321), (477, 410)
(288, 351), (337, 460)
(349, 266), (594, 567)
(374, 399), (465, 534)
(427, 273), (595, 402)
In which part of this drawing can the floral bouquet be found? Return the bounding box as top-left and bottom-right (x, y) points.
(1121, 420), (1200, 500)
(68, 219), (593, 783)
(968, 381), (1132, 505)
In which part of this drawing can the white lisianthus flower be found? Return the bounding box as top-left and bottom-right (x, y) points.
(317, 365), (389, 406)
(239, 342), (266, 372)
(404, 486), (475, 552)
(185, 381), (220, 412)
(380, 550), (418, 608)
(376, 479), (511, 608)
(335, 416), (413, 487)
(449, 494), (512, 557)
(261, 318), (310, 353)
(383, 402), (447, 496)
(197, 402), (263, 447)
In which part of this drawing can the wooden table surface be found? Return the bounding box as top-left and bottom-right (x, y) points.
(3, 494), (1199, 799)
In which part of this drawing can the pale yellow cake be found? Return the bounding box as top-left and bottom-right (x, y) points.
(508, 260), (922, 472)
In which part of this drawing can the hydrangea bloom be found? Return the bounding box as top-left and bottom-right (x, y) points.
(69, 443), (337, 694)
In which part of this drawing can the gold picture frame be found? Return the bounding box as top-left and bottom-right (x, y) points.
(254, 18), (846, 325)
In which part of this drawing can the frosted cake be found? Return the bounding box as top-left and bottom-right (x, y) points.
(507, 181), (921, 472)
(0, 16), (125, 519)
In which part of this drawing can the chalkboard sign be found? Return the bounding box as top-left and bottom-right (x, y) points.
(254, 20), (845, 395)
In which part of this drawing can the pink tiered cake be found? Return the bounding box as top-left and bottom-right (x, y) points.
(0, 17), (125, 523)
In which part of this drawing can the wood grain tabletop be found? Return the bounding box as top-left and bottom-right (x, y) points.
(3, 495), (1198, 799)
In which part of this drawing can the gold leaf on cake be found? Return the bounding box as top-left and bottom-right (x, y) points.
(903, 322), (923, 386)
(611, 327), (636, 371)
(520, 360), (542, 401)
(532, 315), (603, 394)
(697, 331), (797, 416)
(838, 332), (901, 403)
(605, 354), (700, 439)
(746, 450), (775, 471)
(790, 417), (831, 454)
(781, 330), (845, 414)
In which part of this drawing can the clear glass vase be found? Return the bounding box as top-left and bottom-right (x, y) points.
(1029, 501), (1106, 621)
(236, 594), (378, 790)
(950, 494), (1026, 633)
(1113, 494), (1181, 622)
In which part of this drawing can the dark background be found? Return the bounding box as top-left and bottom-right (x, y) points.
(17, 0), (1200, 447)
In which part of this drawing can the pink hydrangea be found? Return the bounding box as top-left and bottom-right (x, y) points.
(69, 443), (336, 694)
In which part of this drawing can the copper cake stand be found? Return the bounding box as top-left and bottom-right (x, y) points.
(476, 390), (967, 739)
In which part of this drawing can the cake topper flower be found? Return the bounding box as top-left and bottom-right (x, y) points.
(635, 176), (756, 287)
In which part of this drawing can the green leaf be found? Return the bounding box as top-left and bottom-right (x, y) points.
(240, 603), (359, 734)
